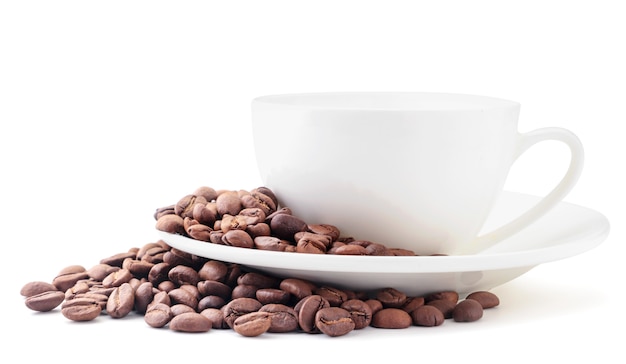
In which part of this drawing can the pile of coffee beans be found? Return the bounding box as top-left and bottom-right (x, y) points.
(154, 186), (423, 256)
(21, 239), (499, 337)
(21, 185), (500, 337)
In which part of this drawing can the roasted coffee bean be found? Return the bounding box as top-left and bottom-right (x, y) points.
(148, 262), (172, 286)
(193, 186), (218, 202)
(100, 251), (137, 268)
(220, 214), (248, 232)
(259, 304), (299, 333)
(401, 296), (425, 313)
(411, 305), (445, 327)
(102, 268), (133, 288)
(231, 284), (258, 299)
(296, 233), (330, 254)
(216, 191), (242, 216)
(168, 287), (198, 309)
(237, 272), (279, 289)
(332, 244), (367, 255)
(238, 208), (266, 225)
(134, 281), (155, 314)
(65, 281), (91, 300)
(107, 283), (135, 319)
(169, 312), (212, 333)
(197, 260), (228, 282)
(427, 299), (457, 319)
(241, 191), (276, 216)
(61, 298), (102, 321)
(222, 297), (263, 329)
(171, 304), (196, 316)
(20, 281), (58, 297)
(144, 303), (173, 328)
(156, 214), (185, 235)
(307, 224), (340, 242)
(168, 265), (200, 286)
(122, 258), (154, 279)
(315, 286), (348, 307)
(197, 280), (232, 300)
(425, 290), (459, 303)
(279, 278), (315, 301)
(315, 307), (355, 337)
(221, 230), (254, 249)
(270, 214), (308, 241)
(246, 223), (271, 239)
(233, 311), (272, 337)
(163, 248), (195, 267)
(256, 288), (290, 305)
(340, 299), (372, 329)
(192, 202), (217, 227)
(198, 295), (226, 310)
(86, 264), (120, 281)
(297, 295), (330, 333)
(371, 308), (412, 329)
(253, 236), (295, 252)
(186, 223), (213, 241)
(53, 266), (89, 292)
(466, 291), (500, 309)
(453, 299), (483, 322)
(365, 299), (383, 316)
(154, 204), (175, 220)
(200, 308), (228, 329)
(376, 287), (407, 308)
(25, 290), (65, 312)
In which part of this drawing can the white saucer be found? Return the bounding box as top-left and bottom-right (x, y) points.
(156, 191), (610, 296)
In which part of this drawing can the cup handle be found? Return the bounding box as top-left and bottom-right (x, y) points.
(467, 127), (585, 254)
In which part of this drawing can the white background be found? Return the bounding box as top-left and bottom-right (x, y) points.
(1, 1), (624, 362)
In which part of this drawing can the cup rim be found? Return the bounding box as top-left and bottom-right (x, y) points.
(252, 92), (520, 112)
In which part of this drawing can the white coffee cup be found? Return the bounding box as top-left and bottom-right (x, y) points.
(251, 92), (584, 255)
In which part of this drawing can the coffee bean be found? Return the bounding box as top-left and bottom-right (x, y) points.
(168, 265), (200, 286)
(411, 305), (445, 327)
(259, 304), (299, 333)
(425, 290), (459, 303)
(296, 295), (330, 333)
(466, 291), (500, 309)
(61, 299), (102, 322)
(427, 299), (457, 319)
(340, 299), (372, 329)
(376, 287), (407, 308)
(200, 308), (228, 329)
(270, 214), (308, 241)
(20, 281), (58, 298)
(134, 281), (155, 314)
(25, 290), (66, 312)
(197, 280), (232, 300)
(107, 282), (135, 318)
(144, 303), (173, 328)
(401, 296), (425, 313)
(221, 229), (254, 249)
(371, 308), (412, 329)
(216, 191), (242, 216)
(256, 288), (290, 305)
(279, 278), (315, 301)
(453, 299), (483, 322)
(222, 297), (262, 329)
(169, 312), (212, 333)
(315, 286), (348, 307)
(233, 311), (272, 337)
(315, 307), (355, 337)
(197, 260), (228, 282)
